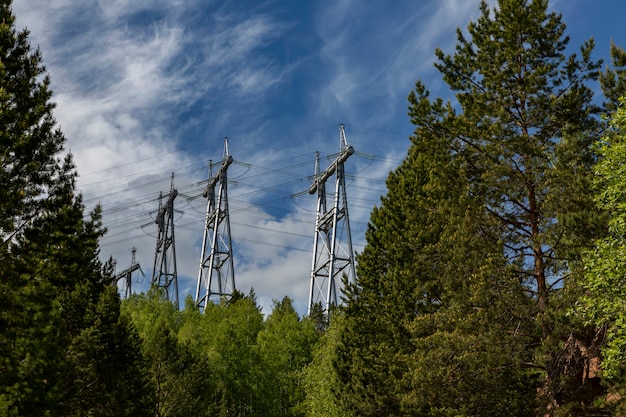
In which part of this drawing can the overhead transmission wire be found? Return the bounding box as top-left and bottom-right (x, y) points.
(96, 132), (335, 203)
(102, 188), (324, 250)
(82, 122), (400, 203)
(80, 156), (206, 189)
(80, 124), (337, 193)
(101, 220), (317, 258)
(108, 215), (306, 257)
(78, 138), (212, 178)
(105, 155), (314, 224)
(95, 125), (397, 259)
(218, 124), (339, 156)
(85, 129), (373, 217)
(101, 214), (362, 261)
(175, 223), (311, 254)
(342, 123), (412, 139)
(100, 156), (382, 239)
(96, 165), (219, 217)
(106, 158), (376, 234)
(86, 150), (316, 210)
(99, 174), (316, 249)
(81, 161), (208, 205)
(99, 178), (321, 252)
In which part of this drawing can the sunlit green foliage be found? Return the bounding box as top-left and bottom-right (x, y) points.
(122, 292), (319, 416)
(580, 96), (626, 410)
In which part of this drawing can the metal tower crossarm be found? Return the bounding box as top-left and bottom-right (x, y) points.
(308, 145), (354, 195)
(203, 155), (233, 198)
(113, 247), (142, 299)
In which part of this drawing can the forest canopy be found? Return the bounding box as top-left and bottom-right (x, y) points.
(2, 0), (626, 416)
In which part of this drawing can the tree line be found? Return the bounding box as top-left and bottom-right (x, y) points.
(2, 0), (626, 415)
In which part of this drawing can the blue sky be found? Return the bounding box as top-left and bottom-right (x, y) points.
(14, 0), (625, 314)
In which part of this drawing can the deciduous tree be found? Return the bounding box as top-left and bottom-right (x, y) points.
(579, 95), (626, 413)
(257, 296), (319, 416)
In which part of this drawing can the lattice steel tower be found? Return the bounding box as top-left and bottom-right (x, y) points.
(308, 124), (356, 315)
(151, 174), (179, 309)
(113, 247), (142, 299)
(195, 138), (236, 311)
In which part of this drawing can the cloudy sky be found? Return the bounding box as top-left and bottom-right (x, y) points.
(13, 0), (624, 314)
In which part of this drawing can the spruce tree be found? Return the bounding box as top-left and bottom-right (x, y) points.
(336, 100), (473, 415)
(0, 1), (151, 414)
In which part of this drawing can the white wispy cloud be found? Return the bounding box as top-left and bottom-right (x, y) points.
(13, 0), (300, 310)
(312, 0), (498, 127)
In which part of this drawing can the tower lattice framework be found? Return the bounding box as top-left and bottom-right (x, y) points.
(113, 247), (141, 300)
(308, 124), (356, 315)
(195, 139), (236, 311)
(151, 174), (179, 309)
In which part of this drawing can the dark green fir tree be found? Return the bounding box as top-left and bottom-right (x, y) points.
(0, 1), (151, 415)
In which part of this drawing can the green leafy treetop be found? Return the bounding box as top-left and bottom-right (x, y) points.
(580, 94), (626, 414)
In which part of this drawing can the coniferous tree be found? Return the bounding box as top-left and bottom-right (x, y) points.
(336, 106), (478, 415)
(337, 1), (607, 415)
(337, 89), (537, 415)
(0, 2), (151, 414)
(600, 43), (626, 114)
(430, 2), (605, 412)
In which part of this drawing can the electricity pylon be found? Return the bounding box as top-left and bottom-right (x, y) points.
(151, 174), (179, 309)
(195, 138), (236, 311)
(308, 124), (356, 315)
(113, 247), (142, 299)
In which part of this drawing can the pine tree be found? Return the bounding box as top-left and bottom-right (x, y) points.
(0, 1), (81, 409)
(336, 0), (607, 415)
(431, 1), (605, 412)
(600, 43), (626, 114)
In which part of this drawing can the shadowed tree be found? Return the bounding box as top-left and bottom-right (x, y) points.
(0, 1), (151, 414)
